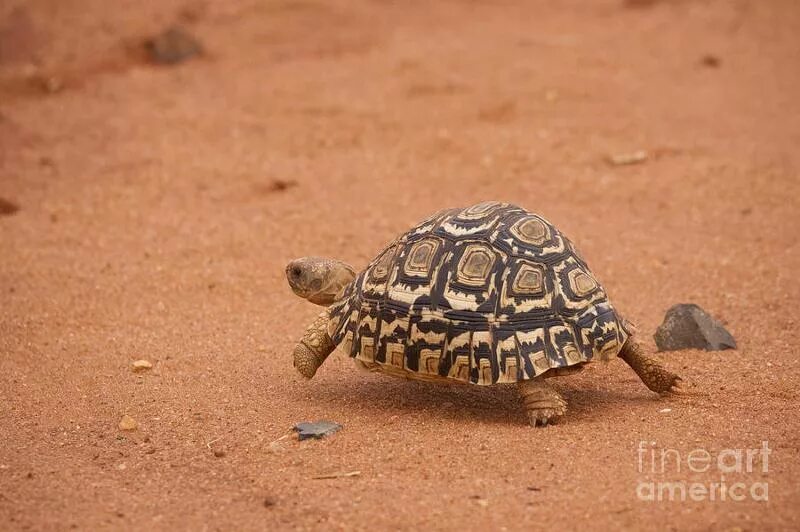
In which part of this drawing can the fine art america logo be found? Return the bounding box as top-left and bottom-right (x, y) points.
(636, 441), (771, 502)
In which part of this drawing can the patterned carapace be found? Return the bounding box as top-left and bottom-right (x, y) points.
(327, 202), (630, 385)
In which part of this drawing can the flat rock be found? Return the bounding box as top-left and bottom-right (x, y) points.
(654, 303), (736, 351)
(146, 27), (202, 65)
(293, 420), (342, 441)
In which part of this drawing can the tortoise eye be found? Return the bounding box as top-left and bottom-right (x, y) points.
(291, 266), (302, 278)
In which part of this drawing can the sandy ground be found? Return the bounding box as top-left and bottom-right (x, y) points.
(1, 0), (799, 530)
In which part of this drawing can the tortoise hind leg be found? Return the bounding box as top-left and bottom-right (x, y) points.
(518, 378), (567, 427)
(619, 337), (683, 394)
(293, 309), (336, 379)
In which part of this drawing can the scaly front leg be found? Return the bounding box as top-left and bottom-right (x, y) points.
(293, 309), (336, 379)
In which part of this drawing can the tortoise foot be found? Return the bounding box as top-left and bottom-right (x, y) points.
(633, 359), (683, 394)
(652, 370), (684, 395)
(518, 379), (567, 427)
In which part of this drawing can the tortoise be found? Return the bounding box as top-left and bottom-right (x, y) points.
(285, 202), (682, 426)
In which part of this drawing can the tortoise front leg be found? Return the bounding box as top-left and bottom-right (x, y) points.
(518, 378), (567, 427)
(293, 309), (336, 379)
(619, 337), (683, 394)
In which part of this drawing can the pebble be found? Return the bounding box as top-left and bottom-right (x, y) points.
(118, 415), (138, 431)
(0, 197), (20, 216)
(132, 360), (153, 372)
(607, 150), (648, 166)
(146, 27), (202, 65)
(293, 420), (342, 440)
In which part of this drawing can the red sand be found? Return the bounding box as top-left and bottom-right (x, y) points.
(1, 1), (799, 530)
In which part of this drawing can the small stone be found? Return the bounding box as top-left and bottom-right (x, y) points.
(293, 420), (342, 441)
(132, 359), (153, 372)
(263, 496), (277, 508)
(118, 415), (138, 431)
(659, 408), (672, 413)
(146, 27), (202, 65)
(0, 197), (20, 216)
(654, 303), (736, 351)
(607, 150), (648, 166)
(213, 449), (226, 458)
(131, 359), (153, 372)
(264, 179), (297, 193)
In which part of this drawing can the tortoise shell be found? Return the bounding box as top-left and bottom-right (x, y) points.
(327, 202), (630, 385)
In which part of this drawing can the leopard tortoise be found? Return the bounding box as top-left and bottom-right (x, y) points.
(286, 202), (682, 426)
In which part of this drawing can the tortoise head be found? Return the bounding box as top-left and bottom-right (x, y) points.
(285, 257), (356, 306)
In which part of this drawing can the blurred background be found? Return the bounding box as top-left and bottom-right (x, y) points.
(1, 0), (798, 530)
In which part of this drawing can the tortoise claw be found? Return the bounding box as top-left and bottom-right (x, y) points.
(519, 380), (567, 427)
(662, 375), (686, 396)
(526, 407), (565, 427)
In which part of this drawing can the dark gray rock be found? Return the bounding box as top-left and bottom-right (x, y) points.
(146, 27), (202, 65)
(654, 303), (736, 351)
(293, 420), (342, 441)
